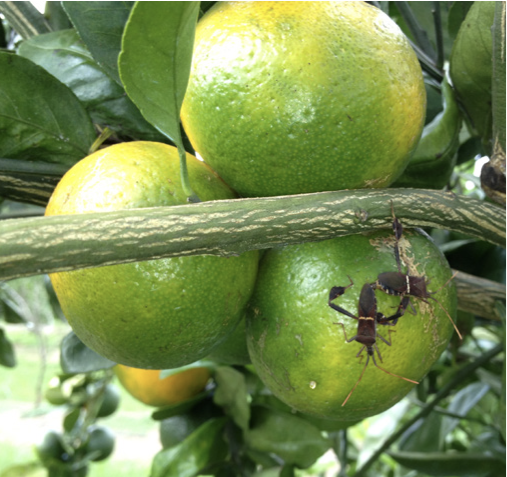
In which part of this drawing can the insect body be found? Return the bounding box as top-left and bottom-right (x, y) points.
(328, 278), (418, 406)
(371, 205), (462, 339)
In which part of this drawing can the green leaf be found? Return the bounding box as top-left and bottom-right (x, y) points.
(159, 360), (215, 378)
(44, 1), (73, 31)
(245, 406), (330, 469)
(0, 52), (96, 165)
(119, 1), (199, 143)
(0, 327), (16, 367)
(440, 382), (490, 439)
(150, 417), (228, 477)
(159, 399), (219, 449)
(0, 1), (51, 39)
(399, 412), (443, 453)
(18, 29), (166, 142)
(63, 407), (81, 433)
(387, 450), (505, 476)
(213, 366), (250, 431)
(392, 77), (461, 189)
(279, 465), (296, 477)
(447, 1), (473, 39)
(119, 1), (200, 201)
(62, 1), (134, 85)
(450, 1), (496, 140)
(60, 331), (115, 374)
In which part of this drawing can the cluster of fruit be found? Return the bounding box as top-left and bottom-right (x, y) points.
(44, 1), (456, 421)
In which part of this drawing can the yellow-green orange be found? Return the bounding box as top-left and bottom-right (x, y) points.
(207, 317), (251, 365)
(46, 142), (258, 369)
(246, 231), (456, 421)
(114, 364), (210, 407)
(181, 1), (426, 197)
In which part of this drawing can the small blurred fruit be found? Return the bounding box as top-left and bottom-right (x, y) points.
(114, 364), (211, 407)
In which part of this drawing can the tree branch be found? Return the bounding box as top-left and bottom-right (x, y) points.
(0, 189), (504, 281)
(454, 270), (506, 321)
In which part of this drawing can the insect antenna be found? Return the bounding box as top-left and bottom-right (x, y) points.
(342, 354), (370, 407)
(427, 294), (462, 340)
(428, 271), (461, 340)
(371, 353), (419, 385)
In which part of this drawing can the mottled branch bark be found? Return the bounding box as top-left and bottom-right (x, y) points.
(0, 188), (505, 281)
(454, 270), (506, 320)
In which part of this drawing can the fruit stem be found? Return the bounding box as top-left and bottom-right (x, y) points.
(432, 2), (444, 70)
(88, 128), (114, 155)
(178, 143), (200, 203)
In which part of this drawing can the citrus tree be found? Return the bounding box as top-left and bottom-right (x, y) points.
(0, 2), (505, 477)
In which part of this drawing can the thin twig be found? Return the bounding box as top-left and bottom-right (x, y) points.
(432, 2), (444, 70)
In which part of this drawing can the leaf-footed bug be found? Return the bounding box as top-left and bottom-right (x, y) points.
(370, 204), (462, 340)
(328, 277), (419, 406)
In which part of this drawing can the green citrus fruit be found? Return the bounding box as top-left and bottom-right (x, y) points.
(181, 1), (426, 197)
(114, 363), (210, 407)
(96, 383), (121, 418)
(36, 431), (66, 464)
(246, 230), (457, 421)
(46, 141), (259, 369)
(85, 426), (115, 462)
(207, 317), (251, 365)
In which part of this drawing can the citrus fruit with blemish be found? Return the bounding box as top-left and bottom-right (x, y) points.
(181, 1), (426, 197)
(246, 230), (457, 421)
(114, 364), (210, 407)
(45, 141), (259, 369)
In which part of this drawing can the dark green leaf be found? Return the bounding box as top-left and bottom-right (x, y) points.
(160, 414), (210, 450)
(62, 1), (134, 85)
(448, 1), (473, 39)
(245, 449), (280, 469)
(279, 465), (296, 477)
(0, 327), (16, 367)
(450, 1), (496, 140)
(159, 397), (221, 449)
(393, 77), (461, 189)
(60, 331), (115, 374)
(44, 1), (73, 31)
(0, 1), (51, 39)
(399, 412), (443, 453)
(441, 382), (490, 439)
(245, 406), (330, 469)
(63, 407), (81, 433)
(18, 29), (166, 142)
(388, 450), (505, 476)
(119, 1), (199, 144)
(199, 2), (217, 18)
(150, 417), (228, 477)
(0, 53), (96, 165)
(456, 136), (482, 165)
(213, 366), (250, 431)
